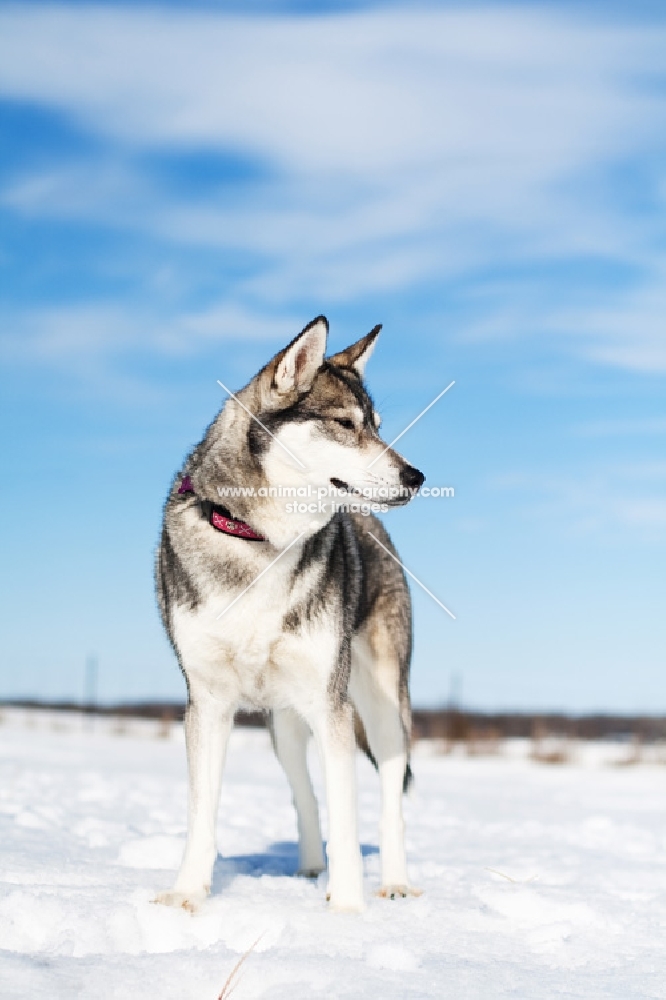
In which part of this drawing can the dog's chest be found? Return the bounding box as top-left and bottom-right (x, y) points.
(172, 564), (339, 711)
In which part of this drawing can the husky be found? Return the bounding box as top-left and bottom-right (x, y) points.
(154, 316), (424, 913)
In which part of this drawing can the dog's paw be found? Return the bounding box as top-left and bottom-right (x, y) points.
(325, 890), (365, 913)
(375, 885), (423, 900)
(151, 889), (208, 913)
(297, 865), (326, 879)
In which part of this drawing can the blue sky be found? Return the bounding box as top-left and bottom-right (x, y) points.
(1, 0), (665, 711)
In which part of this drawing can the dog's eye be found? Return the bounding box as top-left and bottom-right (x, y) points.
(334, 418), (355, 431)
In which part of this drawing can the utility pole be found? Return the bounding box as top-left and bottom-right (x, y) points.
(447, 670), (464, 744)
(448, 671), (462, 710)
(84, 654), (98, 729)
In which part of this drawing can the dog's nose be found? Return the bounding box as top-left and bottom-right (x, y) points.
(400, 465), (425, 490)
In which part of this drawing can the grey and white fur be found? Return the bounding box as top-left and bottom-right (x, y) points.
(155, 316), (424, 912)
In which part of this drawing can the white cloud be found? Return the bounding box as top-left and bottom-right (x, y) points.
(2, 5), (663, 219)
(0, 301), (298, 367)
(552, 266), (666, 373)
(0, 3), (665, 372)
(491, 460), (666, 539)
(0, 6), (654, 167)
(613, 496), (666, 528)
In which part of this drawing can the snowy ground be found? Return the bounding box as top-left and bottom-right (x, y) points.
(1, 709), (666, 999)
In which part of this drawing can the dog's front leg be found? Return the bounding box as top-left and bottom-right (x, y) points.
(313, 699), (364, 912)
(155, 686), (233, 911)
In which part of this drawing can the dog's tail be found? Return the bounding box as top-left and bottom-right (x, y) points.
(353, 710), (413, 794)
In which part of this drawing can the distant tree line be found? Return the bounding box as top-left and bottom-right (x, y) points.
(3, 699), (666, 743)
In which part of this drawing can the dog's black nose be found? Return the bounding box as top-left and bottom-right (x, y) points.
(400, 465), (425, 490)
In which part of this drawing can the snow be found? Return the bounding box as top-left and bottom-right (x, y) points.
(1, 708), (666, 999)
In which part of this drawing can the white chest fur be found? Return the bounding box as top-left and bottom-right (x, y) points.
(171, 550), (339, 714)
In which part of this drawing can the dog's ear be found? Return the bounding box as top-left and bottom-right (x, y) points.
(272, 316), (328, 397)
(328, 324), (381, 377)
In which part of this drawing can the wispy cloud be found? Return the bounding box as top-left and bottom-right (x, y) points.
(1, 6), (662, 167)
(0, 3), (665, 373)
(491, 460), (666, 539)
(0, 301), (296, 366)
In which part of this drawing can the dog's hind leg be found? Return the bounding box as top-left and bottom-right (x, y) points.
(270, 707), (325, 877)
(350, 638), (416, 898)
(155, 682), (233, 912)
(309, 699), (365, 912)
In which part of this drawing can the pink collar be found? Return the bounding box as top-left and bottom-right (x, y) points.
(177, 475), (266, 542)
(209, 509), (266, 541)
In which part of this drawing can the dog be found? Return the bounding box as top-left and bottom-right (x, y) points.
(154, 316), (424, 912)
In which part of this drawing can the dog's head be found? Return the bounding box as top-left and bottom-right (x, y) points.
(247, 316), (424, 518)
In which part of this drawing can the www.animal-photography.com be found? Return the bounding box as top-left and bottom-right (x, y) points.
(1, 2), (665, 998)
